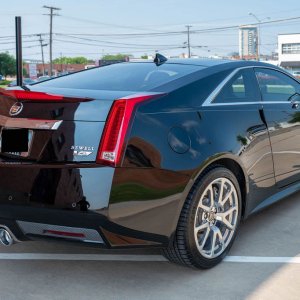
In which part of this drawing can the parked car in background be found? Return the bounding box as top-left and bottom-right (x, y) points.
(1, 58), (300, 269)
(7, 78), (36, 87)
(57, 72), (69, 77)
(292, 71), (300, 79)
(37, 76), (51, 82)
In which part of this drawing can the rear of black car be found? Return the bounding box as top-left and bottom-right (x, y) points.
(0, 62), (203, 247)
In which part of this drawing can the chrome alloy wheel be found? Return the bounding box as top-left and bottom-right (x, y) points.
(194, 177), (239, 259)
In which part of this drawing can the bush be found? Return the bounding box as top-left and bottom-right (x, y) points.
(0, 80), (11, 85)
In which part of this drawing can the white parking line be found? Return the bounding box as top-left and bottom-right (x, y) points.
(224, 256), (300, 264)
(0, 253), (299, 263)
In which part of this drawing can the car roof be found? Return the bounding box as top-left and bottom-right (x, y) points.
(130, 59), (280, 71)
(164, 58), (232, 67)
(164, 58), (277, 68)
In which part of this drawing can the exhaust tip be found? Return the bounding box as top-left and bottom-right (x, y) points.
(0, 228), (14, 246)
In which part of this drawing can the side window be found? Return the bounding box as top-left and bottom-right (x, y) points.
(255, 68), (299, 102)
(214, 69), (260, 103)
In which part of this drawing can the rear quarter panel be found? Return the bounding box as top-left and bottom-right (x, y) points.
(109, 95), (277, 237)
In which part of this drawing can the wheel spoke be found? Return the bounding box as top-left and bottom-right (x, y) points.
(210, 230), (217, 257)
(199, 227), (210, 249)
(195, 222), (209, 234)
(219, 217), (234, 230)
(209, 226), (223, 257)
(207, 185), (214, 204)
(198, 185), (214, 211)
(217, 179), (225, 204)
(215, 206), (237, 230)
(220, 188), (233, 206)
(198, 199), (210, 211)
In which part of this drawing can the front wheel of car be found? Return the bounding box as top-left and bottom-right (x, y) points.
(163, 166), (242, 269)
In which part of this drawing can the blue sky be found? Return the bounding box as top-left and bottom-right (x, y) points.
(1, 0), (300, 60)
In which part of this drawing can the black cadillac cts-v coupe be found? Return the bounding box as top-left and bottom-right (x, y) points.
(0, 57), (299, 269)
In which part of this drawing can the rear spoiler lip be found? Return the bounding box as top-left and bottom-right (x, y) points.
(0, 88), (93, 103)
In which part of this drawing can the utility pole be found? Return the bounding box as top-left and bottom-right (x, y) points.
(43, 5), (61, 76)
(15, 16), (23, 86)
(60, 52), (63, 74)
(37, 34), (47, 76)
(186, 25), (192, 58)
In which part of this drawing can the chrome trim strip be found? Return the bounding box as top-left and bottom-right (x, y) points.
(51, 120), (63, 130)
(0, 116), (62, 130)
(202, 68), (240, 107)
(202, 65), (298, 107)
(17, 220), (104, 244)
(206, 101), (290, 106)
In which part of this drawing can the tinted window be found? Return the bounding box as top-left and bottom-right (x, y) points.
(255, 68), (300, 102)
(214, 69), (260, 103)
(37, 63), (202, 91)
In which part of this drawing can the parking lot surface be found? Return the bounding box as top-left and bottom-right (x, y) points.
(1, 192), (300, 300)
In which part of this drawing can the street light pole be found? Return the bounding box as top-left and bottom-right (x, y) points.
(249, 13), (270, 61)
(249, 13), (261, 61)
(186, 25), (192, 58)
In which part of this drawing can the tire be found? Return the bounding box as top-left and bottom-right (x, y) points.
(163, 166), (242, 269)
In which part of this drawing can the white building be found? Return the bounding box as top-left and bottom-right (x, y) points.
(239, 26), (258, 59)
(278, 33), (300, 71)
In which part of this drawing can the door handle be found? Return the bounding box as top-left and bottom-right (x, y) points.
(292, 101), (299, 109)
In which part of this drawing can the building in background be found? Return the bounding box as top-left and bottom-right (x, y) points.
(278, 33), (300, 71)
(23, 63), (95, 77)
(239, 26), (258, 60)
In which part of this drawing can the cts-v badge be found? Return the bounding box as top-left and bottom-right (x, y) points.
(71, 145), (94, 156)
(9, 102), (23, 116)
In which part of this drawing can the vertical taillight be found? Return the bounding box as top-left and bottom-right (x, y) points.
(97, 93), (164, 167)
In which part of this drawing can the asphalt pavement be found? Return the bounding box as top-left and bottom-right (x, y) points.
(1, 191), (300, 300)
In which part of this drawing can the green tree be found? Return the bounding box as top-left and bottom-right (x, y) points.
(102, 54), (130, 60)
(0, 52), (16, 78)
(23, 67), (28, 77)
(53, 56), (89, 64)
(141, 55), (148, 59)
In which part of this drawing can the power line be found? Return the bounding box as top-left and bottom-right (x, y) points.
(0, 33), (48, 40)
(55, 34), (181, 47)
(0, 44), (40, 52)
(53, 39), (185, 52)
(51, 47), (183, 55)
(52, 15), (300, 38)
(60, 15), (164, 33)
(0, 39), (41, 45)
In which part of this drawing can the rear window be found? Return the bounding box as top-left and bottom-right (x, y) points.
(37, 62), (202, 91)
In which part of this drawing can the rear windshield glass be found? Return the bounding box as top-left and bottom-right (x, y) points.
(37, 62), (202, 91)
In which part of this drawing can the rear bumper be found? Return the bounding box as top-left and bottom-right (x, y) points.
(0, 205), (168, 248)
(0, 164), (114, 246)
(0, 164), (191, 248)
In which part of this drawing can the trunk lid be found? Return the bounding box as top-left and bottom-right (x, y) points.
(0, 87), (134, 163)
